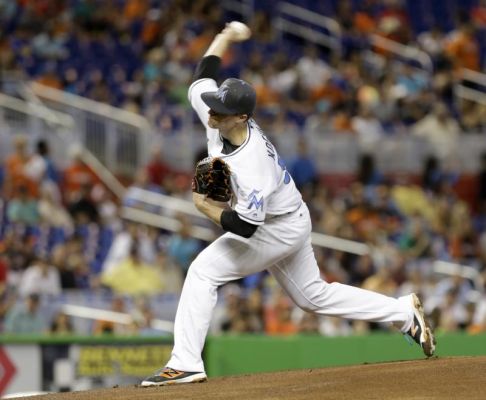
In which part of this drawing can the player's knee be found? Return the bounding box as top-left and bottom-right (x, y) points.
(298, 301), (319, 313)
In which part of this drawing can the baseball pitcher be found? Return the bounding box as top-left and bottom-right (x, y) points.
(141, 22), (435, 386)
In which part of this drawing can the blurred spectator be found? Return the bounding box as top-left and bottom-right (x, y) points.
(145, 145), (171, 188)
(24, 140), (60, 193)
(101, 240), (164, 295)
(417, 26), (446, 58)
(6, 185), (40, 225)
(411, 103), (460, 158)
(3, 293), (45, 333)
(351, 107), (385, 150)
(357, 154), (382, 188)
(265, 289), (298, 335)
(296, 45), (332, 93)
(289, 138), (318, 191)
(444, 22), (480, 71)
(62, 148), (100, 203)
(92, 297), (130, 335)
(166, 214), (200, 277)
(49, 312), (74, 335)
(421, 155), (443, 194)
(102, 222), (157, 274)
(38, 185), (74, 230)
(67, 183), (99, 224)
(18, 256), (61, 297)
(3, 135), (37, 199)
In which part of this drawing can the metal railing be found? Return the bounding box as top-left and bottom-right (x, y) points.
(274, 2), (342, 56)
(29, 82), (153, 177)
(455, 68), (486, 106)
(369, 34), (434, 73)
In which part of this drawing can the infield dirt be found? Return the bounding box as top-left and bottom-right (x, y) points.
(12, 356), (486, 399)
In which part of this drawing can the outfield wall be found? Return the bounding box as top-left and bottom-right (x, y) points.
(205, 333), (486, 376)
(0, 333), (485, 395)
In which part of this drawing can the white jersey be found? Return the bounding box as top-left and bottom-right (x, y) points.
(189, 78), (302, 225)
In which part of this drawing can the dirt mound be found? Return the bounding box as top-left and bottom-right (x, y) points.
(14, 356), (486, 400)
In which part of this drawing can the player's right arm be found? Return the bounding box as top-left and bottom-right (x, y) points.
(188, 24), (251, 128)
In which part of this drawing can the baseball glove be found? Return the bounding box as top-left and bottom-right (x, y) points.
(192, 157), (232, 202)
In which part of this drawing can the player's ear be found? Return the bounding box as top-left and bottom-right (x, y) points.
(238, 114), (249, 123)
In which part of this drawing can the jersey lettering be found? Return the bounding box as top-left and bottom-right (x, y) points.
(247, 189), (264, 211)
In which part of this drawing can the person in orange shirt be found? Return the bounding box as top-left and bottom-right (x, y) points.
(445, 23), (480, 71)
(3, 135), (38, 199)
(265, 291), (298, 335)
(62, 150), (100, 203)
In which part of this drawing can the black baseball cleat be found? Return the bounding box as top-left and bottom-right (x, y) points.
(405, 293), (436, 357)
(141, 367), (207, 387)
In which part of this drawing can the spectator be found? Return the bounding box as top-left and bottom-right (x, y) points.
(296, 45), (332, 93)
(411, 102), (460, 158)
(49, 312), (74, 335)
(62, 148), (99, 203)
(38, 184), (73, 230)
(3, 293), (46, 334)
(3, 135), (37, 199)
(265, 290), (298, 335)
(289, 138), (318, 191)
(444, 22), (480, 71)
(92, 297), (130, 335)
(166, 214), (200, 277)
(6, 185), (40, 225)
(101, 240), (164, 295)
(351, 106), (385, 150)
(24, 139), (60, 190)
(18, 256), (61, 297)
(145, 145), (171, 188)
(67, 183), (99, 224)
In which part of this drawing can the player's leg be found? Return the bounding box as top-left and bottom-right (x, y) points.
(142, 226), (300, 386)
(268, 236), (413, 328)
(267, 203), (435, 356)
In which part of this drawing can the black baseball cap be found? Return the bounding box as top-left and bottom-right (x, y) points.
(201, 78), (256, 116)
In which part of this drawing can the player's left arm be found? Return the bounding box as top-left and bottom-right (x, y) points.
(192, 192), (258, 238)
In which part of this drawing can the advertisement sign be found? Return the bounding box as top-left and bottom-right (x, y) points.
(0, 345), (41, 396)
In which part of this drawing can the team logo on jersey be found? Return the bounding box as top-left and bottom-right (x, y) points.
(247, 189), (264, 211)
(216, 86), (230, 103)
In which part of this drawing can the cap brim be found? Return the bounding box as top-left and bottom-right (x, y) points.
(201, 92), (236, 115)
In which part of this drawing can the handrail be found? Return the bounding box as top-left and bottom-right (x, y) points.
(462, 68), (486, 87)
(62, 304), (175, 333)
(275, 2), (342, 54)
(455, 68), (486, 106)
(17, 84), (127, 199)
(30, 82), (151, 131)
(0, 92), (74, 127)
(278, 2), (341, 37)
(369, 34), (433, 73)
(78, 146), (127, 199)
(433, 260), (484, 292)
(120, 206), (216, 242)
(454, 85), (486, 106)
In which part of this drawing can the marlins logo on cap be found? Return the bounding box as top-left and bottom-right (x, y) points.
(201, 78), (256, 116)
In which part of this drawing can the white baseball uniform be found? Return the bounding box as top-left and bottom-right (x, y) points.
(166, 78), (414, 373)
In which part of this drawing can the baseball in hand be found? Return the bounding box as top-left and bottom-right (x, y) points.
(225, 21), (251, 41)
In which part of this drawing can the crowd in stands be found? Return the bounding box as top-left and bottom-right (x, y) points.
(0, 0), (486, 338)
(1, 0), (486, 147)
(1, 132), (486, 337)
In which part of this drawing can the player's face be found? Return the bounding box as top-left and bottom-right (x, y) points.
(207, 109), (240, 130)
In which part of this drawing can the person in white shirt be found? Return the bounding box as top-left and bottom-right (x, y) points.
(141, 23), (436, 387)
(18, 257), (61, 298)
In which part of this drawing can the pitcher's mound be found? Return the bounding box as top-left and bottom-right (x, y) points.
(15, 356), (486, 400)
